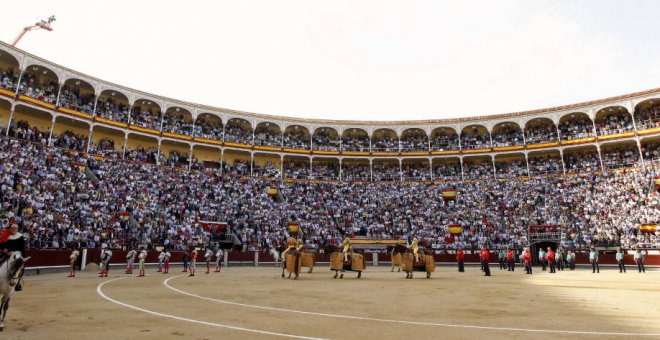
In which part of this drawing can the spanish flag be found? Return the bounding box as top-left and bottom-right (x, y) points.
(442, 189), (457, 200)
(448, 224), (462, 235)
(654, 177), (660, 189)
(266, 186), (278, 196)
(288, 222), (299, 235)
(640, 224), (657, 233)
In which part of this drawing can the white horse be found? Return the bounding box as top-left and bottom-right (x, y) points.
(0, 252), (29, 332)
(269, 246), (282, 267)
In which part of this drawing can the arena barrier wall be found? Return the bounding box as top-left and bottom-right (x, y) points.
(24, 249), (660, 269)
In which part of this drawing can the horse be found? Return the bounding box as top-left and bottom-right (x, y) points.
(269, 245), (283, 267)
(325, 245), (365, 279)
(387, 245), (405, 272)
(281, 248), (302, 280)
(0, 252), (29, 332)
(400, 248), (435, 279)
(280, 247), (316, 279)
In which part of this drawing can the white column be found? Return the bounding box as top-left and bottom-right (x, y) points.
(559, 149), (566, 174)
(47, 115), (56, 146)
(636, 138), (646, 170)
(525, 153), (531, 179)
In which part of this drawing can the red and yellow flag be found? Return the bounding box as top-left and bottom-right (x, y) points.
(448, 224), (462, 235)
(640, 224), (657, 233)
(442, 189), (457, 200)
(288, 222), (299, 234)
(266, 186), (278, 196)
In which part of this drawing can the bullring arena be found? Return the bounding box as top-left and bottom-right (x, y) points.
(3, 6), (660, 339)
(7, 263), (660, 340)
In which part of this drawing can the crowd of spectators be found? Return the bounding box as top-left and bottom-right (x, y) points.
(52, 130), (87, 152)
(283, 129), (310, 150)
(596, 113), (634, 136)
(88, 138), (120, 159)
(461, 132), (491, 150)
(224, 125), (253, 144)
(1, 123), (659, 253)
(17, 71), (58, 104)
(528, 155), (562, 176)
(283, 160), (310, 179)
(495, 159), (528, 179)
(0, 68), (19, 92)
(95, 97), (131, 124)
(602, 148), (640, 170)
(400, 133), (428, 152)
(125, 146), (158, 164)
(372, 135), (398, 152)
(525, 124), (558, 144)
(341, 162), (371, 181)
(162, 113), (193, 136)
(192, 116), (223, 141)
(431, 134), (460, 151)
(433, 162), (461, 181)
(463, 160), (494, 180)
(311, 163), (340, 180)
(130, 107), (162, 131)
(560, 118), (594, 140)
(341, 134), (370, 152)
(402, 162), (431, 181)
(564, 151), (601, 173)
(312, 130), (340, 151)
(57, 85), (95, 114)
(372, 163), (400, 181)
(254, 126), (281, 147)
(635, 104), (660, 130)
(492, 126), (524, 147)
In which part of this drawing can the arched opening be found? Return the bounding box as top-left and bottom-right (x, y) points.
(432, 157), (461, 181)
(563, 145), (600, 173)
(252, 153), (281, 178)
(52, 116), (90, 152)
(90, 125), (124, 159)
(402, 158), (430, 181)
(559, 112), (594, 141)
(494, 153), (527, 179)
(400, 128), (429, 152)
(430, 127), (459, 151)
(225, 118), (253, 145)
(162, 107), (193, 137)
(9, 105), (52, 142)
(191, 145), (221, 171)
(59, 78), (95, 114)
(18, 64), (59, 103)
(525, 118), (558, 144)
(125, 133), (158, 164)
(594, 106), (634, 136)
(601, 141), (640, 170)
(0, 100), (11, 135)
(283, 155), (310, 179)
(312, 157), (339, 180)
(223, 150), (251, 175)
(373, 158), (400, 181)
(283, 125), (310, 150)
(341, 128), (369, 152)
(160, 140), (191, 168)
(0, 50), (20, 92)
(131, 99), (162, 131)
(641, 136), (660, 165)
(528, 150), (562, 176)
(460, 125), (491, 150)
(492, 122), (523, 147)
(463, 156), (493, 180)
(634, 99), (660, 130)
(371, 128), (399, 152)
(312, 127), (340, 152)
(341, 158), (370, 181)
(254, 122), (282, 147)
(96, 90), (130, 124)
(193, 113), (223, 141)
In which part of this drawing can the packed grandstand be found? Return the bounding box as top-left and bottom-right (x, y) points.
(1, 41), (660, 253)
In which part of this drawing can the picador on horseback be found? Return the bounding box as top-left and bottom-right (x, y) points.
(0, 224), (29, 332)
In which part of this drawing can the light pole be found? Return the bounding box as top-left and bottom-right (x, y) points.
(12, 15), (56, 46)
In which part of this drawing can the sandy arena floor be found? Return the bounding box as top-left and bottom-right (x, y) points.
(2, 265), (660, 339)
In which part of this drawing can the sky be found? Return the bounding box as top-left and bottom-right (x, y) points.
(1, 0), (659, 121)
